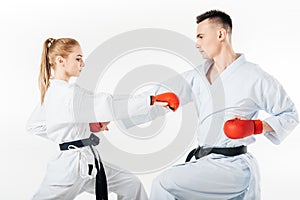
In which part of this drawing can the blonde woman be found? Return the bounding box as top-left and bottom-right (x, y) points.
(27, 38), (155, 200)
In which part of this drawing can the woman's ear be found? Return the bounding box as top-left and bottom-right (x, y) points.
(55, 56), (65, 66)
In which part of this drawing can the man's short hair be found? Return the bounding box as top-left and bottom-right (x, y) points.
(196, 10), (232, 34)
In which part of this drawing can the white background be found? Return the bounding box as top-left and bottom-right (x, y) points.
(0, 0), (300, 199)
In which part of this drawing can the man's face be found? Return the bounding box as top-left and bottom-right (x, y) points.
(196, 19), (221, 59)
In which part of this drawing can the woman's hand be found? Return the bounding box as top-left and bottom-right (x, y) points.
(89, 122), (110, 132)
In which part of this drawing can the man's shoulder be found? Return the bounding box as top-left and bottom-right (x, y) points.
(238, 59), (277, 85)
(240, 58), (266, 75)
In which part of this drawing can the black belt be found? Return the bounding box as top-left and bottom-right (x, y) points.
(59, 134), (108, 200)
(59, 133), (100, 150)
(185, 145), (247, 162)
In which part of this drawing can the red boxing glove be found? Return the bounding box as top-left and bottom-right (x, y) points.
(150, 92), (180, 112)
(223, 119), (263, 139)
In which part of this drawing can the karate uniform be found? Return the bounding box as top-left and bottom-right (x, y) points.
(27, 79), (149, 200)
(148, 54), (298, 200)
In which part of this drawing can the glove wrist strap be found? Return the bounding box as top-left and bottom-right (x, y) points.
(253, 120), (263, 134)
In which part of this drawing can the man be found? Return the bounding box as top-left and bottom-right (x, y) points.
(149, 10), (298, 200)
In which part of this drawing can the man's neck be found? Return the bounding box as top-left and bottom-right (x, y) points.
(212, 46), (238, 74)
(206, 45), (238, 84)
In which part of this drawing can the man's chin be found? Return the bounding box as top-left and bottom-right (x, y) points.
(200, 53), (209, 60)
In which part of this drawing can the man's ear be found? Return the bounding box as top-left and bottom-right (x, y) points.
(218, 28), (227, 41)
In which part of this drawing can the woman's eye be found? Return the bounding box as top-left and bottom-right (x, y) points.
(76, 58), (81, 62)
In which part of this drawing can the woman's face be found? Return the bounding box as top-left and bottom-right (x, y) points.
(64, 45), (85, 78)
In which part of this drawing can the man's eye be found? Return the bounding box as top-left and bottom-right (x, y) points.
(76, 58), (81, 61)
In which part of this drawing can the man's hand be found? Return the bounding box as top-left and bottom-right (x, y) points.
(223, 118), (263, 139)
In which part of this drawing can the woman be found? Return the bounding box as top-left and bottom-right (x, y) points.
(28, 38), (149, 200)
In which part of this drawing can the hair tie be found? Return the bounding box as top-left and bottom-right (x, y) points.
(47, 38), (56, 48)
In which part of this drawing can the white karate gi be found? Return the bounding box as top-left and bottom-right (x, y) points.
(27, 79), (149, 200)
(148, 54), (298, 200)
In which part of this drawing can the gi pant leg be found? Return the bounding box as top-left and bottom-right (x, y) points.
(32, 176), (88, 200)
(150, 153), (260, 200)
(32, 151), (86, 200)
(83, 163), (148, 200)
(32, 151), (148, 200)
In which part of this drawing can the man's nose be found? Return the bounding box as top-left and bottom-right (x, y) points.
(195, 41), (200, 49)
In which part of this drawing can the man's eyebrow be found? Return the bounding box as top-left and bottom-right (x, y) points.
(196, 33), (204, 38)
(76, 54), (83, 57)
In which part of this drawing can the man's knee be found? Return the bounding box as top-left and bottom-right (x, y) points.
(151, 170), (176, 192)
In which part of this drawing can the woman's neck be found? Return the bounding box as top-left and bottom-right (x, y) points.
(54, 70), (70, 82)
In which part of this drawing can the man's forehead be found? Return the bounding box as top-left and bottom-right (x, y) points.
(198, 18), (215, 26)
(197, 19), (219, 32)
(197, 20), (211, 31)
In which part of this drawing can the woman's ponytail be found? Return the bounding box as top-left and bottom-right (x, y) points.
(38, 38), (55, 104)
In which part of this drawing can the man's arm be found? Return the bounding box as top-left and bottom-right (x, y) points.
(260, 75), (298, 144)
(224, 75), (298, 143)
(117, 71), (196, 128)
